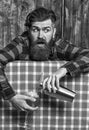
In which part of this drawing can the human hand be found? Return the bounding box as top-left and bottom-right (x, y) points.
(9, 91), (39, 111)
(43, 67), (67, 93)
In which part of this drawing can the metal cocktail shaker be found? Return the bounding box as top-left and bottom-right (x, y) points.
(39, 74), (76, 102)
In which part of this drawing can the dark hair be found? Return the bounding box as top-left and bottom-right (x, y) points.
(25, 7), (56, 28)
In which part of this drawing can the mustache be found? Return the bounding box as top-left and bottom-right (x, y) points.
(33, 38), (47, 45)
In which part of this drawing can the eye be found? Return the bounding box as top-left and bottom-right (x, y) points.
(32, 28), (38, 32)
(44, 28), (51, 33)
(31, 27), (39, 32)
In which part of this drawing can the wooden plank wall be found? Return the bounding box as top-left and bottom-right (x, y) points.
(0, 0), (89, 48)
(64, 0), (89, 48)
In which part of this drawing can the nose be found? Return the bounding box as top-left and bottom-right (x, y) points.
(38, 30), (44, 39)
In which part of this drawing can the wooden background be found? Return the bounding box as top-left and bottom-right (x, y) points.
(0, 0), (89, 48)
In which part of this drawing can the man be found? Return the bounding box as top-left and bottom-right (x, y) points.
(0, 7), (89, 111)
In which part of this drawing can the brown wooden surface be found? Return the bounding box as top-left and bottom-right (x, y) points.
(0, 0), (89, 48)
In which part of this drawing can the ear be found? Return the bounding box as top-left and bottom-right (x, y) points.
(53, 27), (56, 39)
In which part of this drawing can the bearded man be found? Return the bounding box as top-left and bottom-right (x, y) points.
(0, 7), (89, 111)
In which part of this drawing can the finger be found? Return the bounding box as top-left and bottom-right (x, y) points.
(52, 75), (57, 93)
(23, 95), (36, 102)
(24, 102), (39, 111)
(16, 101), (38, 111)
(55, 76), (60, 90)
(40, 73), (44, 85)
(47, 76), (52, 92)
(25, 91), (39, 98)
(43, 77), (48, 89)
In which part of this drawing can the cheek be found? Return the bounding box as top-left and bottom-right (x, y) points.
(30, 33), (38, 42)
(45, 33), (53, 43)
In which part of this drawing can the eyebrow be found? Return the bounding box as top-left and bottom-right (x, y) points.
(31, 26), (51, 29)
(31, 26), (39, 29)
(43, 26), (51, 29)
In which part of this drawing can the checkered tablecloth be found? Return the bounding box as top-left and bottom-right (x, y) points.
(0, 61), (89, 130)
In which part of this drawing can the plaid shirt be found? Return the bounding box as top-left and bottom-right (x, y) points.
(0, 32), (89, 100)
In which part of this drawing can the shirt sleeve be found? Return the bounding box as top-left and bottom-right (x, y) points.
(56, 39), (89, 76)
(0, 36), (28, 100)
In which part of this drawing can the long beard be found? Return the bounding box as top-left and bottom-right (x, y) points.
(29, 39), (53, 61)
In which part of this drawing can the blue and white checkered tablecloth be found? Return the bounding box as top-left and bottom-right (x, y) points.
(0, 61), (89, 130)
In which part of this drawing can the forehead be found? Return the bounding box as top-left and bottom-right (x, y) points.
(31, 19), (54, 28)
